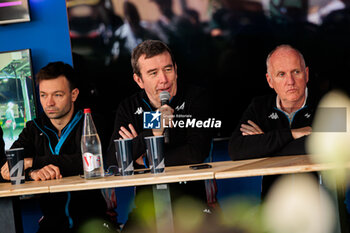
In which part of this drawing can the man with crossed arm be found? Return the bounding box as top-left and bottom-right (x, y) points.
(229, 44), (319, 198)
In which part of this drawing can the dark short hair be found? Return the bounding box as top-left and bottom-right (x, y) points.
(131, 40), (176, 78)
(36, 62), (77, 91)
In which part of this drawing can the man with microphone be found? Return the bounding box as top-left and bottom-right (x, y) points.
(106, 40), (213, 232)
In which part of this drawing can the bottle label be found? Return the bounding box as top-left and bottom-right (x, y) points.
(83, 152), (101, 172)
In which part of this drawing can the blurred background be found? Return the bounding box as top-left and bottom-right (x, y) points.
(66, 0), (350, 140)
(1, 0), (348, 232)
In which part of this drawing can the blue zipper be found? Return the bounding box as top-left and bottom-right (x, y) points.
(33, 111), (83, 155)
(33, 110), (83, 228)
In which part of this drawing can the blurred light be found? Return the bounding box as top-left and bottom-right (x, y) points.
(219, 196), (263, 233)
(307, 90), (350, 189)
(173, 196), (205, 233)
(77, 218), (115, 233)
(263, 174), (335, 233)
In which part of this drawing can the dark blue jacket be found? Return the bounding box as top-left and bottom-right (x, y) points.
(11, 110), (107, 231)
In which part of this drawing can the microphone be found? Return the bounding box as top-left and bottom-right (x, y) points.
(160, 91), (171, 144)
(160, 91), (170, 106)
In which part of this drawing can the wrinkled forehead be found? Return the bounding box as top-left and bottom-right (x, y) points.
(269, 48), (305, 72)
(138, 52), (174, 70)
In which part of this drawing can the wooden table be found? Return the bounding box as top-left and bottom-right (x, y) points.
(215, 154), (340, 179)
(0, 155), (345, 233)
(214, 155), (349, 233)
(0, 158), (264, 233)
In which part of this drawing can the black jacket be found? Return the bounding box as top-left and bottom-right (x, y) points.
(106, 85), (214, 233)
(229, 93), (318, 160)
(12, 111), (85, 175)
(11, 110), (107, 231)
(228, 92), (319, 199)
(106, 85), (213, 167)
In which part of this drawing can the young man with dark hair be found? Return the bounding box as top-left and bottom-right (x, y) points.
(1, 62), (111, 233)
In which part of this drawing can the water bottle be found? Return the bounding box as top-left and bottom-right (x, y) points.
(81, 108), (104, 179)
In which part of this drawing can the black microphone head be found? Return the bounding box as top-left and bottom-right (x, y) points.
(160, 91), (170, 105)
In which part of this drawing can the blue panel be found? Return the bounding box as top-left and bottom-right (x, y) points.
(115, 187), (135, 224)
(211, 139), (262, 206)
(0, 0), (72, 75)
(0, 1), (72, 233)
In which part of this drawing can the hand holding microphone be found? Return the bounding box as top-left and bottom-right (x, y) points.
(152, 91), (173, 143)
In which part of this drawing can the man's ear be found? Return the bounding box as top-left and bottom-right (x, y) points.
(305, 67), (309, 83)
(133, 74), (144, 89)
(71, 88), (79, 102)
(266, 73), (274, 89)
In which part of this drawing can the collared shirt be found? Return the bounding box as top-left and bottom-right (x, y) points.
(276, 88), (308, 124)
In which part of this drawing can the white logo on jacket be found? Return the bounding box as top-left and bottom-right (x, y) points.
(134, 107), (143, 115)
(175, 102), (185, 111)
(268, 112), (279, 120)
(304, 113), (311, 118)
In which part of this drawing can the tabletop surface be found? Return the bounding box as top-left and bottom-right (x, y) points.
(0, 155), (342, 198)
(214, 154), (340, 179)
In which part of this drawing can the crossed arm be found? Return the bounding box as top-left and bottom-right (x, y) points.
(241, 120), (312, 139)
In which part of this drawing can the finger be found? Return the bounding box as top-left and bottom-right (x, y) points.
(42, 166), (56, 180)
(1, 167), (8, 175)
(119, 130), (128, 139)
(48, 165), (61, 179)
(241, 125), (261, 135)
(128, 124), (138, 137)
(40, 166), (55, 180)
(242, 132), (249, 136)
(1, 162), (9, 172)
(241, 128), (255, 135)
(31, 171), (40, 181)
(36, 171), (47, 181)
(1, 163), (10, 180)
(1, 171), (10, 180)
(247, 120), (263, 133)
(240, 124), (256, 133)
(41, 169), (51, 180)
(159, 105), (174, 115)
(119, 126), (133, 138)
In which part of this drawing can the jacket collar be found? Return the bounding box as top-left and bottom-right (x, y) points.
(36, 109), (82, 133)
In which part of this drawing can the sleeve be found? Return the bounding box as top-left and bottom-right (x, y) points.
(163, 90), (214, 166)
(105, 102), (153, 168)
(32, 151), (83, 177)
(228, 101), (294, 160)
(11, 123), (37, 158)
(277, 136), (308, 155)
(10, 123), (39, 178)
(11, 122), (84, 177)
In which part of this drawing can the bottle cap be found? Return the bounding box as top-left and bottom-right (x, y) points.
(84, 108), (91, 114)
